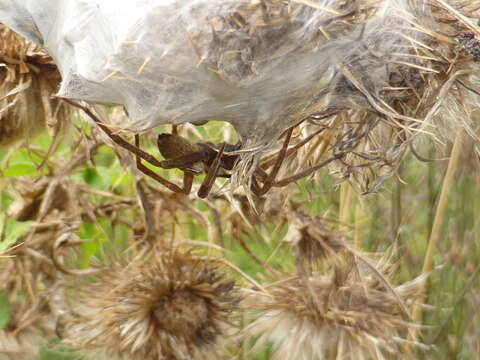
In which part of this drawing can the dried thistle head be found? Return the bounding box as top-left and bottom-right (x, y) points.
(286, 211), (348, 268)
(0, 179), (84, 360)
(0, 296), (52, 360)
(0, 230), (71, 360)
(248, 255), (427, 359)
(8, 177), (78, 223)
(0, 25), (69, 147)
(61, 247), (240, 360)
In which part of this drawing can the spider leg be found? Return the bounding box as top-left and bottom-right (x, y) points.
(66, 100), (197, 194)
(198, 142), (226, 198)
(250, 174), (262, 195)
(254, 127), (293, 196)
(64, 99), (163, 168)
(253, 166), (269, 183)
(183, 172), (195, 194)
(134, 135), (193, 194)
(159, 152), (207, 171)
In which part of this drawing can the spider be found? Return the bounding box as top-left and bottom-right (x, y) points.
(136, 128), (302, 198)
(64, 100), (341, 198)
(147, 131), (239, 198)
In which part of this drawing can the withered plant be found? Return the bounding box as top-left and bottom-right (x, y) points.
(60, 246), (241, 360)
(0, 295), (52, 360)
(247, 253), (428, 360)
(0, 25), (70, 148)
(0, 1), (479, 360)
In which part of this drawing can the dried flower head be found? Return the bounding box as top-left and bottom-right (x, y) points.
(248, 256), (427, 359)
(0, 25), (69, 147)
(0, 230), (72, 360)
(8, 177), (77, 222)
(286, 211), (348, 267)
(0, 297), (52, 360)
(61, 247), (240, 360)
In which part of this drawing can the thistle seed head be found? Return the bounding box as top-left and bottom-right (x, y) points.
(248, 255), (427, 359)
(61, 247), (240, 360)
(0, 298), (52, 360)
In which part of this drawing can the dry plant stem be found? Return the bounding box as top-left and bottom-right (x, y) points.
(411, 128), (464, 324)
(352, 251), (411, 319)
(274, 153), (344, 186)
(260, 126), (326, 169)
(240, 311), (248, 360)
(204, 202), (224, 249)
(434, 0), (480, 36)
(353, 200), (362, 249)
(235, 234), (278, 277)
(51, 233), (100, 276)
(391, 170), (403, 243)
(274, 114), (343, 187)
(339, 182), (353, 231)
(194, 256), (270, 296)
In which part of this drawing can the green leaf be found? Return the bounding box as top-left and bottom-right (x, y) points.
(111, 170), (133, 189)
(38, 346), (79, 360)
(0, 293), (11, 330)
(82, 167), (99, 185)
(0, 216), (32, 254)
(33, 132), (52, 150)
(78, 221), (107, 268)
(81, 240), (100, 268)
(3, 163), (38, 177)
(96, 166), (115, 190)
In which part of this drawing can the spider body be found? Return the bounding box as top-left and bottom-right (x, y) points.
(157, 133), (205, 174)
(157, 133), (240, 178)
(197, 142), (241, 175)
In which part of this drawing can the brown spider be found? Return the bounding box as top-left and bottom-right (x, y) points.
(64, 100), (341, 198)
(135, 128), (295, 198)
(150, 131), (240, 198)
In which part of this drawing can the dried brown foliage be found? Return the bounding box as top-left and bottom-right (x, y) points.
(0, 25), (70, 147)
(1, 1), (479, 359)
(0, 296), (52, 360)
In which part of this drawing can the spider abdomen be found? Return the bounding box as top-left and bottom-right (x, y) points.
(157, 133), (206, 174)
(157, 133), (200, 160)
